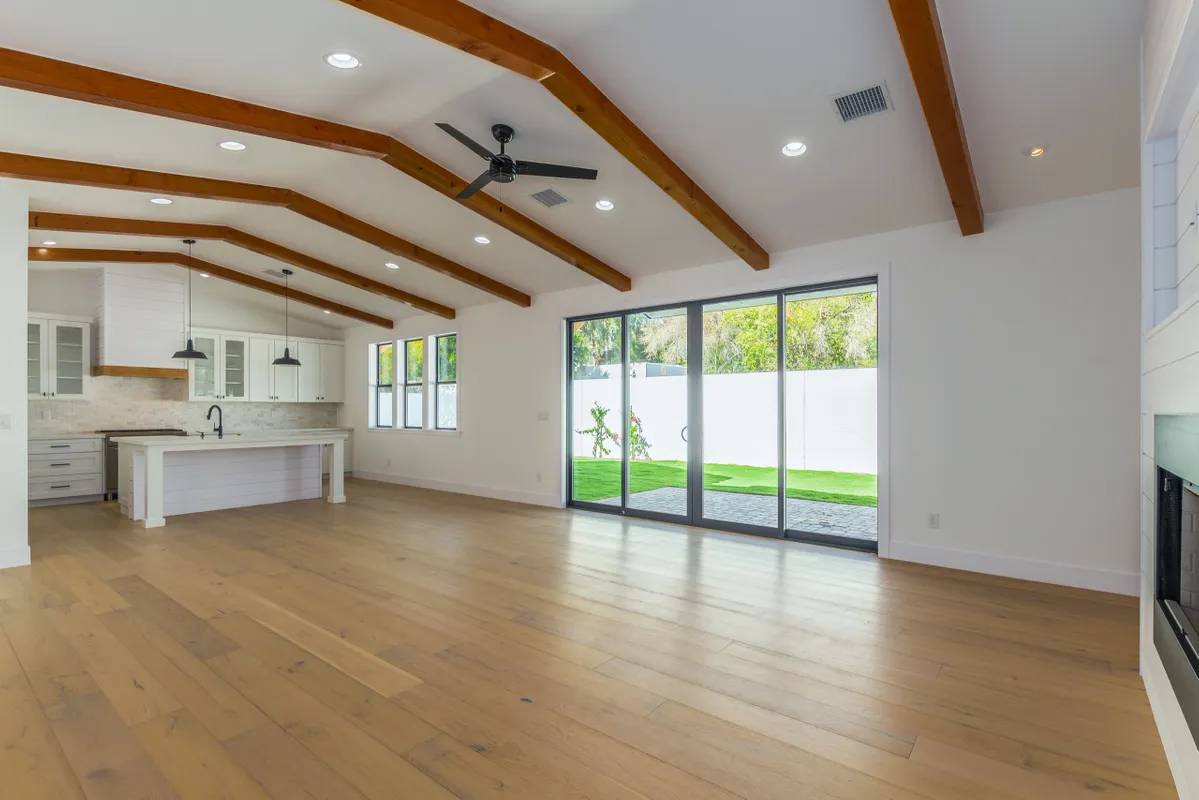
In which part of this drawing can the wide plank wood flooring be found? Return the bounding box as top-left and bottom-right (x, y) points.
(3, 477), (1176, 799)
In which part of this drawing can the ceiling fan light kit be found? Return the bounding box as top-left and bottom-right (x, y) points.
(436, 122), (599, 199)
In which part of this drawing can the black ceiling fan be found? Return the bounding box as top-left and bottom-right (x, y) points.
(436, 122), (598, 199)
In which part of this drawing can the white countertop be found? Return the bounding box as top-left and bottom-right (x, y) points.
(113, 430), (349, 447)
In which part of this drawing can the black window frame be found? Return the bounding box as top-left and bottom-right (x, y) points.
(565, 276), (880, 554)
(402, 337), (424, 430)
(434, 333), (458, 431)
(373, 341), (395, 429)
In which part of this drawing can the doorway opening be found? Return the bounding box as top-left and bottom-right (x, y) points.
(567, 277), (878, 550)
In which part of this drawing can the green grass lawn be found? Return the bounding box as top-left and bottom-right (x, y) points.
(571, 458), (877, 506)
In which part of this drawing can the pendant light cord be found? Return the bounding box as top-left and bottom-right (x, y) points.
(185, 239), (194, 341)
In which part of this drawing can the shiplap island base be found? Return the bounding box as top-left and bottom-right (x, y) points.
(115, 431), (347, 527)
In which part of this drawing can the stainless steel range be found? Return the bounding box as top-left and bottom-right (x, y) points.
(97, 428), (187, 499)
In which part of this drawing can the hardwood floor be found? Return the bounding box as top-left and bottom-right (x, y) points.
(3, 478), (1175, 799)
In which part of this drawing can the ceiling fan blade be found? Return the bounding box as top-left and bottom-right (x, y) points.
(515, 160), (598, 180)
(456, 171), (495, 199)
(435, 123), (495, 160)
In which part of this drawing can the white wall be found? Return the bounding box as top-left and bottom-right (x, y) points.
(346, 188), (1140, 596)
(0, 183), (29, 569)
(1140, 4), (1199, 790)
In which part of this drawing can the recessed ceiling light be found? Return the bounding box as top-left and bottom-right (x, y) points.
(594, 199), (615, 211)
(199, 272), (210, 278)
(474, 235), (491, 245)
(781, 141), (807, 158)
(1027, 145), (1046, 158)
(149, 197), (173, 205)
(323, 309), (331, 314)
(41, 240), (56, 246)
(385, 261), (400, 270)
(219, 141), (247, 151)
(325, 52), (361, 70)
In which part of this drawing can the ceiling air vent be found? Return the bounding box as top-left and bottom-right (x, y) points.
(531, 188), (569, 208)
(833, 84), (891, 122)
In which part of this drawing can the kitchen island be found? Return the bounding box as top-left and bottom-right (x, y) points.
(114, 430), (347, 528)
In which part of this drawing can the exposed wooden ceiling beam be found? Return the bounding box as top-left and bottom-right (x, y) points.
(0, 47), (631, 291)
(28, 211), (455, 319)
(29, 246), (394, 328)
(0, 151), (531, 306)
(887, 0), (983, 235)
(336, 0), (770, 270)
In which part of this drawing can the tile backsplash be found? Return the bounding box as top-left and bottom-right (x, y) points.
(29, 377), (339, 435)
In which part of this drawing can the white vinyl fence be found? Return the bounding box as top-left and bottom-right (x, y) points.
(572, 367), (876, 473)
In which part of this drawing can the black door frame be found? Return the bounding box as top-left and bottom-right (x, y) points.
(566, 276), (879, 552)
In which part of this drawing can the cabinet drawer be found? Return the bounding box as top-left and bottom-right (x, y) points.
(29, 475), (102, 501)
(30, 438), (102, 455)
(29, 452), (102, 477)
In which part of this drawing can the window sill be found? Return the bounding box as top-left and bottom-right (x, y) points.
(367, 426), (461, 437)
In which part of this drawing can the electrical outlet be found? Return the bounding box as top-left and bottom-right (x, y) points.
(386, 457), (392, 468)
(928, 512), (941, 530)
(536, 472), (543, 484)
(536, 411), (550, 422)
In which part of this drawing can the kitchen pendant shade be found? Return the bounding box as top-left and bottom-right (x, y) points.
(272, 346), (301, 367)
(172, 338), (208, 360)
(273, 268), (301, 366)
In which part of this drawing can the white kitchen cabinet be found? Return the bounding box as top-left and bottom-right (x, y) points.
(28, 315), (91, 400)
(298, 341), (321, 402)
(217, 331), (343, 404)
(188, 332), (250, 401)
(272, 340), (300, 402)
(249, 336), (273, 402)
(319, 343), (344, 403)
(221, 335), (249, 401)
(248, 336), (300, 402)
(296, 342), (343, 403)
(28, 435), (104, 505)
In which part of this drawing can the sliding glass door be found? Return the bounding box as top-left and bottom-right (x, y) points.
(700, 296), (780, 531)
(783, 284), (878, 544)
(567, 278), (878, 550)
(626, 307), (689, 519)
(569, 315), (624, 507)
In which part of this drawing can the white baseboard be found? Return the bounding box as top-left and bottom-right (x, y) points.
(0, 545), (31, 571)
(887, 540), (1138, 595)
(352, 470), (562, 509)
(1143, 641), (1199, 797)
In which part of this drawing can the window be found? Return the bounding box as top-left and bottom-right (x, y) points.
(372, 342), (394, 428)
(403, 338), (424, 429)
(434, 333), (457, 430)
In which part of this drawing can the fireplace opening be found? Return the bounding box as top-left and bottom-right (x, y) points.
(1154, 415), (1199, 745)
(1158, 468), (1199, 668)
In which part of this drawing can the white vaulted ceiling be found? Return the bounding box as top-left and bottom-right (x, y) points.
(1, 0), (1144, 327)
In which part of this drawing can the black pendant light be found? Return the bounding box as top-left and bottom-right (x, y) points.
(171, 239), (208, 360)
(272, 268), (301, 367)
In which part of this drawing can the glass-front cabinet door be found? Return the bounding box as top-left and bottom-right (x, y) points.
(221, 336), (248, 401)
(27, 319), (47, 398)
(188, 334), (219, 400)
(49, 321), (88, 399)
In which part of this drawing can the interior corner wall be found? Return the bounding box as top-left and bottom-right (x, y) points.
(345, 187), (1140, 597)
(0, 182), (29, 569)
